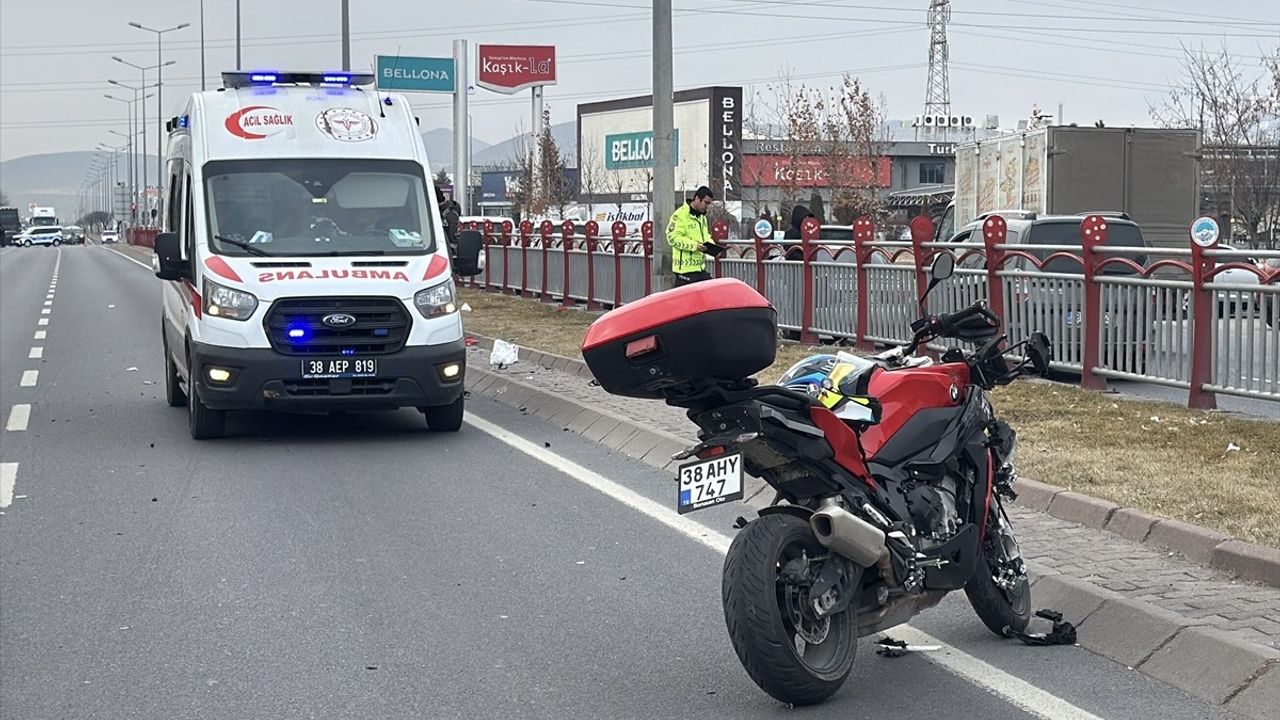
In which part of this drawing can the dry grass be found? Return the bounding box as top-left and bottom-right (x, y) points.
(460, 288), (1280, 547)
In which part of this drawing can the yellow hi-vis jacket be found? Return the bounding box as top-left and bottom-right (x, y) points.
(665, 203), (710, 274)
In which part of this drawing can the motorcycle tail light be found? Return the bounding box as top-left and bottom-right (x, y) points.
(696, 446), (727, 460)
(625, 335), (659, 359)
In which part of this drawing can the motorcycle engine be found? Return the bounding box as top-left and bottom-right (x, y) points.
(904, 473), (962, 545)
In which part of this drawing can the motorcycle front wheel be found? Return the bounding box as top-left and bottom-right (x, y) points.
(964, 509), (1031, 637)
(722, 513), (856, 706)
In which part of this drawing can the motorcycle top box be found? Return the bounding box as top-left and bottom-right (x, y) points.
(581, 278), (777, 399)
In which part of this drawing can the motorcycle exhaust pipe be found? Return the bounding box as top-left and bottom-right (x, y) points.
(810, 501), (886, 568)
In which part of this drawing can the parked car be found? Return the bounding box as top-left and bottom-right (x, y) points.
(100, 230), (119, 244)
(946, 211), (1153, 370)
(16, 226), (64, 247)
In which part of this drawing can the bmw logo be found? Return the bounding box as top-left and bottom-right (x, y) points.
(322, 313), (357, 328)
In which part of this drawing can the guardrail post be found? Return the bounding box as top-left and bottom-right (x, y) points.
(910, 215), (932, 307)
(539, 220), (554, 302)
(752, 218), (769, 293)
(981, 215), (1008, 329)
(711, 219), (730, 279)
(641, 221), (654, 296)
(611, 221), (626, 306)
(482, 219), (495, 292)
(584, 220), (600, 310)
(1080, 215), (1107, 391)
(853, 216), (874, 351)
(519, 220), (533, 298)
(561, 220), (576, 309)
(499, 220), (513, 294)
(800, 216), (819, 344)
(1188, 223), (1218, 409)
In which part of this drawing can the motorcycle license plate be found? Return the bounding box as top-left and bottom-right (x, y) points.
(677, 454), (744, 515)
(300, 358), (377, 379)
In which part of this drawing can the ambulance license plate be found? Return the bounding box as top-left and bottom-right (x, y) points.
(677, 453), (744, 515)
(300, 358), (377, 379)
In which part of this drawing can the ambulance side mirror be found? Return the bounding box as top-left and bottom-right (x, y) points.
(154, 232), (189, 281)
(452, 229), (483, 277)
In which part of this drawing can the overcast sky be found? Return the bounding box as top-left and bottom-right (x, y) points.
(1, 0), (1277, 163)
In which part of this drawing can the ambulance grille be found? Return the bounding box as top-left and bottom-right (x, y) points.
(264, 296), (410, 356)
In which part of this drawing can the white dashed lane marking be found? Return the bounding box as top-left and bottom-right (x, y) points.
(28, 347), (43, 359)
(20, 371), (38, 387)
(6, 405), (30, 432)
(0, 463), (17, 508)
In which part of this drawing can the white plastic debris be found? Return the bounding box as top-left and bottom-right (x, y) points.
(126, 367), (138, 372)
(461, 303), (473, 312)
(108, 304), (116, 309)
(1150, 416), (1161, 423)
(490, 339), (519, 369)
(1226, 442), (1241, 452)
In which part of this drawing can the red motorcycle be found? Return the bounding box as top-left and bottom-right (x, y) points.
(582, 253), (1053, 705)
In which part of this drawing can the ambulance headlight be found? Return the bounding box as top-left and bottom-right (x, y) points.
(204, 278), (259, 321)
(414, 280), (457, 318)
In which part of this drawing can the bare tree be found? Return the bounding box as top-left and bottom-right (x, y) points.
(578, 145), (605, 221)
(504, 122), (536, 223)
(1152, 44), (1280, 248)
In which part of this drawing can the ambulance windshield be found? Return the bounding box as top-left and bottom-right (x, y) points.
(204, 158), (435, 257)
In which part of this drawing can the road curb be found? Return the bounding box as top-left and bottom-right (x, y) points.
(462, 340), (1278, 717)
(464, 332), (1280, 590)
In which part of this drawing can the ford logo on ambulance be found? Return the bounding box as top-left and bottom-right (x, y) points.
(322, 313), (357, 328)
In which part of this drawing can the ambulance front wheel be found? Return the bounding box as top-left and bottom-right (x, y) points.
(422, 394), (464, 432)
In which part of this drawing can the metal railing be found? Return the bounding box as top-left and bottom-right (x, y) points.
(463, 216), (1280, 408)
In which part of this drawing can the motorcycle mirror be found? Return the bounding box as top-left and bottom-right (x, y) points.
(930, 252), (955, 281)
(1027, 332), (1052, 376)
(920, 252), (956, 309)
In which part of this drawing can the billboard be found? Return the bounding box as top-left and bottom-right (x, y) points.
(477, 45), (556, 94)
(710, 87), (742, 202)
(742, 155), (893, 188)
(605, 130), (680, 170)
(375, 55), (455, 93)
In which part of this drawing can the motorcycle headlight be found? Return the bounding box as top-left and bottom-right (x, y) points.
(414, 280), (457, 318)
(204, 278), (258, 320)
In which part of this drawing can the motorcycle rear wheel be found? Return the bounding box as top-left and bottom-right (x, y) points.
(722, 513), (856, 706)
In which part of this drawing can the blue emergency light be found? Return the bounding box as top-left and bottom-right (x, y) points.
(222, 71), (375, 89)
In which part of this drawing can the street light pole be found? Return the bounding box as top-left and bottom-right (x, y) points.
(200, 0), (206, 90)
(106, 96), (135, 222)
(113, 58), (172, 226)
(236, 0), (242, 69)
(129, 22), (189, 205)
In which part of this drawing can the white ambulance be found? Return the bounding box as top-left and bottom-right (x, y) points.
(154, 71), (482, 439)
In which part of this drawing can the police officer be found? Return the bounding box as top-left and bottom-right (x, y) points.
(665, 186), (722, 287)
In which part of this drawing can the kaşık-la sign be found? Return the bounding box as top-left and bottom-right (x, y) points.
(476, 44), (556, 94)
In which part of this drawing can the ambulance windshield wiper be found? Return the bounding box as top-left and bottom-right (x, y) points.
(213, 235), (272, 257)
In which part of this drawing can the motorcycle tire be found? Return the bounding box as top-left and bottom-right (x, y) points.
(722, 513), (856, 706)
(964, 544), (1031, 638)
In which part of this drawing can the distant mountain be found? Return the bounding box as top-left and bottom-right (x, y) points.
(473, 121), (577, 169)
(0, 151), (159, 221)
(421, 128), (492, 173)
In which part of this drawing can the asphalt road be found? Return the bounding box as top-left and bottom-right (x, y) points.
(0, 243), (1241, 719)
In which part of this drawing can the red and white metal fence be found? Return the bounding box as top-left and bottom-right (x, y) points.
(364, 216), (1280, 407)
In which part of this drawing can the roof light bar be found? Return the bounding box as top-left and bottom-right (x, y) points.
(221, 71), (375, 89)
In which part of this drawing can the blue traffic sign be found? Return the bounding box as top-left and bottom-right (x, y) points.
(375, 55), (455, 93)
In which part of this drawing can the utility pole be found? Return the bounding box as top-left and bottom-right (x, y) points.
(651, 0), (674, 293)
(236, 0), (242, 69)
(341, 0), (351, 71)
(453, 39), (470, 215)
